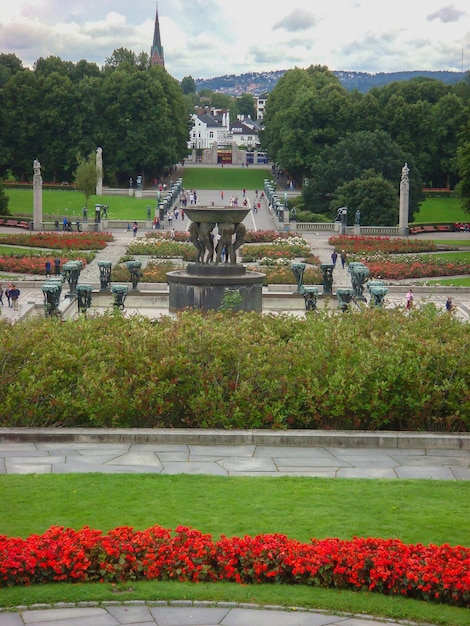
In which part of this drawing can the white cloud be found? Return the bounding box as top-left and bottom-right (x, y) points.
(0, 0), (468, 78)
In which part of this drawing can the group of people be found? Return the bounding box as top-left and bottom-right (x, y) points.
(0, 283), (20, 310)
(331, 250), (348, 269)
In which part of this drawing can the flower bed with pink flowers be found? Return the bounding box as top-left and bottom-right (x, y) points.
(0, 525), (468, 607)
(0, 232), (113, 250)
(328, 236), (441, 254)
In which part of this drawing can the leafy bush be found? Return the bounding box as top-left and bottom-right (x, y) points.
(1, 309), (468, 431)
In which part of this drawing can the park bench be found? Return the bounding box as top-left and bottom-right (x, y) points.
(436, 225), (451, 232)
(5, 219), (19, 227)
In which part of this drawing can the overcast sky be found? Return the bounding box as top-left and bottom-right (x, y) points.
(1, 0), (469, 80)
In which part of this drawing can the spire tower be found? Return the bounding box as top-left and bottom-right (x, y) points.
(150, 3), (165, 67)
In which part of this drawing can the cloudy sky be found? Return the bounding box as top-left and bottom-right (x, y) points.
(1, 0), (469, 80)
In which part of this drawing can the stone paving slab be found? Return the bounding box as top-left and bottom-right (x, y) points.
(0, 605), (426, 626)
(0, 440), (469, 479)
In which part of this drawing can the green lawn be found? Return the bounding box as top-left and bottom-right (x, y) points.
(1, 475), (468, 545)
(412, 197), (468, 223)
(0, 474), (469, 624)
(181, 167), (273, 190)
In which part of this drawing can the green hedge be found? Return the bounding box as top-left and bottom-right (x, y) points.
(1, 308), (469, 431)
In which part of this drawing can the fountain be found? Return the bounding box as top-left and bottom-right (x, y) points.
(166, 206), (265, 312)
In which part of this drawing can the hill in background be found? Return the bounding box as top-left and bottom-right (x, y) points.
(196, 69), (467, 95)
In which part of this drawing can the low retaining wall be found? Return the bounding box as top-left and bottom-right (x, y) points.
(0, 427), (468, 449)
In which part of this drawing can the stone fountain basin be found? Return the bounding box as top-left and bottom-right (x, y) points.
(184, 206), (250, 224)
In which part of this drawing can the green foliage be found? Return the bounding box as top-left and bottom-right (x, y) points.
(331, 170), (399, 226)
(218, 289), (243, 311)
(1, 309), (468, 431)
(303, 130), (423, 220)
(180, 75), (196, 94)
(74, 151), (97, 207)
(0, 182), (11, 215)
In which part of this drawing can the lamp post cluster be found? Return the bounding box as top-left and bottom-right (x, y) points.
(264, 179), (285, 221)
(157, 177), (183, 223)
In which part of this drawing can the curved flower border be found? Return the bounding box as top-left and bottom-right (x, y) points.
(0, 525), (468, 607)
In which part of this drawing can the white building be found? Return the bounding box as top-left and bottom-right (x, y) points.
(188, 112), (231, 149)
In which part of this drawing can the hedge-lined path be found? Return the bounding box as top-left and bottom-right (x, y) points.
(0, 431), (469, 479)
(0, 601), (431, 626)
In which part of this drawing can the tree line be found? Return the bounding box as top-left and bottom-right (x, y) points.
(261, 65), (470, 224)
(1, 51), (470, 225)
(0, 49), (190, 187)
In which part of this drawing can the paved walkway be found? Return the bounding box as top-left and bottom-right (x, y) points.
(0, 601), (426, 626)
(0, 433), (469, 479)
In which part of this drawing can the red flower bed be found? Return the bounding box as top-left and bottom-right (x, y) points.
(0, 232), (113, 250)
(0, 255), (88, 275)
(328, 236), (439, 254)
(0, 525), (468, 607)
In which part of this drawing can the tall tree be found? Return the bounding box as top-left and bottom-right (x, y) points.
(262, 66), (353, 183)
(181, 75), (196, 95)
(456, 121), (470, 212)
(302, 130), (423, 221)
(237, 93), (256, 119)
(74, 151), (97, 208)
(331, 170), (399, 226)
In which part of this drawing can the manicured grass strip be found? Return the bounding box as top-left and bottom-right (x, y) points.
(0, 475), (468, 547)
(413, 197), (468, 222)
(437, 239), (470, 248)
(427, 277), (470, 286)
(181, 167), (273, 190)
(0, 580), (469, 625)
(6, 190), (154, 220)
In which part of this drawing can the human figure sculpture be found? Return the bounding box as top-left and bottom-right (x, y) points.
(232, 222), (246, 257)
(216, 222), (237, 264)
(33, 159), (41, 176)
(198, 222), (215, 263)
(291, 263), (306, 293)
(401, 162), (409, 184)
(324, 267), (333, 293)
(355, 210), (361, 226)
(188, 222), (215, 263)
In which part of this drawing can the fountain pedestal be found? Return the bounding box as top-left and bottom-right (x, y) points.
(167, 206), (265, 312)
(167, 263), (265, 312)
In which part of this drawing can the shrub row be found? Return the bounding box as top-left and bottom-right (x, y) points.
(0, 525), (468, 607)
(1, 308), (469, 430)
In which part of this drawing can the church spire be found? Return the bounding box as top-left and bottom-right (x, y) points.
(150, 3), (165, 67)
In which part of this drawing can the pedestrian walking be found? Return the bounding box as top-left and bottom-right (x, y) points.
(45, 260), (51, 276)
(5, 286), (10, 307)
(9, 284), (20, 311)
(331, 250), (338, 266)
(406, 289), (414, 311)
(340, 250), (347, 269)
(0, 284), (4, 306)
(54, 258), (61, 275)
(132, 222), (138, 237)
(170, 228), (175, 241)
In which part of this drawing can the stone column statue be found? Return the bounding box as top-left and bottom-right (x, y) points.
(399, 162), (410, 236)
(33, 158), (43, 231)
(96, 147), (103, 196)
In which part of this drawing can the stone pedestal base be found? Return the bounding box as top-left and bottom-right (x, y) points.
(353, 225), (361, 235)
(135, 190), (143, 199)
(128, 189), (134, 197)
(167, 263), (265, 312)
